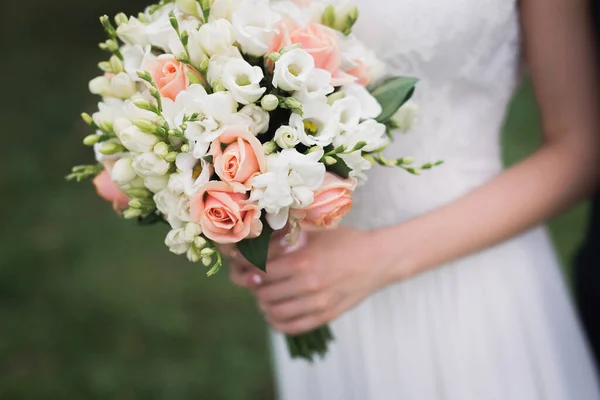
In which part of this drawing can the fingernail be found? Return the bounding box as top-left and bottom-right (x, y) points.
(252, 274), (262, 285)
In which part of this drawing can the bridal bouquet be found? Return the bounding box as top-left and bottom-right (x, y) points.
(68, 0), (439, 361)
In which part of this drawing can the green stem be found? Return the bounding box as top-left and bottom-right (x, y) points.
(285, 324), (334, 362)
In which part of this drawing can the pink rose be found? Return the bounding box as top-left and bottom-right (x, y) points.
(93, 170), (130, 212)
(211, 127), (266, 191)
(293, 173), (356, 230)
(147, 55), (199, 101)
(190, 182), (263, 244)
(346, 61), (371, 86)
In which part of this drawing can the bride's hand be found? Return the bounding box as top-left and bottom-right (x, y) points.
(227, 228), (401, 335)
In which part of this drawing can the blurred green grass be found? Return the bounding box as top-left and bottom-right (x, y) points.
(0, 1), (588, 399)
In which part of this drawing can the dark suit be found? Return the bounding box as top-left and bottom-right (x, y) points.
(573, 0), (600, 367)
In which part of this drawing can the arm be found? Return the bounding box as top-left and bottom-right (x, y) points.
(380, 0), (600, 283)
(229, 0), (600, 335)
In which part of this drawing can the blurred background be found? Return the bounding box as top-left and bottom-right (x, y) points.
(0, 1), (590, 399)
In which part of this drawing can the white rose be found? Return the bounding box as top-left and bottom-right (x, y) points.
(110, 73), (137, 99)
(118, 126), (159, 153)
(206, 46), (243, 86)
(231, 0), (281, 57)
(289, 97), (338, 147)
(272, 49), (315, 92)
(343, 83), (382, 119)
(274, 125), (300, 149)
(132, 152), (171, 177)
(89, 76), (111, 97)
(239, 104), (270, 134)
(116, 16), (149, 46)
(221, 59), (266, 104)
(165, 228), (191, 255)
(144, 175), (170, 192)
(111, 156), (137, 186)
(197, 19), (236, 56)
(331, 96), (361, 132)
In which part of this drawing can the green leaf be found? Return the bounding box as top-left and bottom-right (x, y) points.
(326, 155), (352, 179)
(236, 216), (274, 272)
(370, 77), (418, 123)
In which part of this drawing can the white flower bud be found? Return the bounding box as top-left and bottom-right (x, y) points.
(193, 236), (207, 249)
(166, 229), (191, 255)
(274, 125), (300, 149)
(261, 94), (279, 112)
(239, 104), (270, 135)
(332, 3), (359, 33)
(200, 247), (215, 258)
(262, 141), (277, 155)
(118, 126), (159, 153)
(177, 0), (202, 17)
(201, 256), (213, 267)
(114, 13), (128, 26)
(153, 142), (170, 158)
(111, 156), (137, 186)
(83, 134), (100, 146)
(123, 208), (142, 219)
(133, 152), (171, 178)
(187, 247), (202, 263)
(144, 175), (169, 192)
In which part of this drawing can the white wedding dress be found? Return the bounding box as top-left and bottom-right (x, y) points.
(271, 1), (600, 399)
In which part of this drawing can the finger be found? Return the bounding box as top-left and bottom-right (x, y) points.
(268, 311), (331, 336)
(255, 274), (320, 303)
(259, 294), (329, 324)
(229, 262), (253, 288)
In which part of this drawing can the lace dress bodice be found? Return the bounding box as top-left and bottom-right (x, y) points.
(345, 0), (521, 229)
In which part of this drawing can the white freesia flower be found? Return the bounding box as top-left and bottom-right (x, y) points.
(273, 49), (315, 91)
(251, 149), (325, 229)
(118, 126), (159, 153)
(206, 46), (243, 86)
(221, 58), (266, 104)
(165, 228), (191, 255)
(110, 73), (137, 99)
(186, 32), (209, 68)
(391, 100), (420, 133)
(343, 83), (383, 119)
(132, 152), (171, 177)
(116, 16), (149, 46)
(239, 104), (270, 134)
(210, 0), (244, 20)
(338, 150), (372, 183)
(334, 119), (389, 152)
(145, 4), (179, 51)
(122, 45), (153, 81)
(274, 125), (300, 149)
(112, 98), (157, 135)
(197, 19), (236, 56)
(111, 156), (137, 186)
(154, 176), (192, 229)
(89, 76), (112, 97)
(331, 96), (361, 132)
(289, 97), (338, 147)
(231, 0), (281, 57)
(92, 98), (125, 128)
(144, 175), (170, 192)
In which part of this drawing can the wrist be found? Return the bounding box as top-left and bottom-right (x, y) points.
(369, 223), (423, 287)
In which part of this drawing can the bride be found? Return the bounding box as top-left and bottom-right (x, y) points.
(228, 0), (600, 398)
